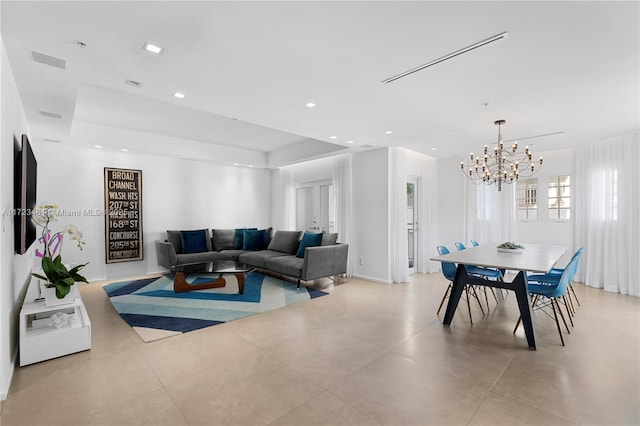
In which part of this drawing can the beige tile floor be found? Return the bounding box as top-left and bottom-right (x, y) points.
(2, 272), (639, 426)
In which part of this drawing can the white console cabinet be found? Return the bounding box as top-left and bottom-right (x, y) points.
(19, 279), (91, 366)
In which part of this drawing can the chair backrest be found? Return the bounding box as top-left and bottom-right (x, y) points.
(455, 242), (466, 251)
(470, 240), (479, 247)
(548, 251), (582, 298)
(571, 247), (584, 262)
(437, 245), (457, 282)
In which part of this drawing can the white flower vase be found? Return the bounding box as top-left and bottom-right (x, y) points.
(41, 280), (76, 307)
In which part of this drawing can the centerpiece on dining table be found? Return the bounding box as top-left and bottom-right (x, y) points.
(497, 242), (525, 253)
(31, 203), (89, 299)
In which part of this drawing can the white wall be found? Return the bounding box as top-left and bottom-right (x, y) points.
(352, 148), (390, 282)
(31, 133), (272, 282)
(514, 148), (574, 248)
(435, 157), (467, 250)
(1, 36), (33, 399)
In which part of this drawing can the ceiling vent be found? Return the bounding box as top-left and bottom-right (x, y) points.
(126, 79), (142, 88)
(43, 138), (61, 143)
(382, 31), (508, 84)
(361, 144), (375, 149)
(31, 51), (66, 70)
(40, 110), (63, 120)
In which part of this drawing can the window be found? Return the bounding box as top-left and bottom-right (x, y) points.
(548, 175), (571, 220)
(517, 178), (538, 220)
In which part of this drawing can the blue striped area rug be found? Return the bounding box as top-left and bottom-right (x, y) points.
(102, 273), (328, 342)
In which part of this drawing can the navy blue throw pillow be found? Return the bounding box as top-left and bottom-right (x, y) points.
(180, 230), (208, 254)
(296, 232), (323, 258)
(235, 228), (257, 249)
(243, 229), (267, 250)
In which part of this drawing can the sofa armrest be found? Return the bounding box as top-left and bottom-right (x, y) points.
(155, 240), (178, 270)
(301, 243), (349, 281)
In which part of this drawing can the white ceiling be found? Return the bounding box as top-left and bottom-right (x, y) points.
(1, 1), (638, 167)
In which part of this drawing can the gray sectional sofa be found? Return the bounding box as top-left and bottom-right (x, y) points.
(155, 228), (348, 287)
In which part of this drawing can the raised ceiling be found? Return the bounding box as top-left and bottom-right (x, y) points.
(1, 1), (638, 167)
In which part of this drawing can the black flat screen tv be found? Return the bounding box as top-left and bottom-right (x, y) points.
(14, 134), (38, 254)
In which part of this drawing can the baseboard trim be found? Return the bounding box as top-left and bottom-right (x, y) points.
(351, 274), (392, 284)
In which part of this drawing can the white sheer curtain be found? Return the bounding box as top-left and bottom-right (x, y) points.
(332, 154), (353, 276)
(418, 155), (439, 273)
(390, 148), (409, 283)
(464, 180), (516, 246)
(276, 166), (295, 231)
(574, 134), (640, 296)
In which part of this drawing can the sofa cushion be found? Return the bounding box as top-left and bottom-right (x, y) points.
(238, 250), (288, 268)
(212, 229), (235, 251)
(181, 229), (209, 254)
(267, 230), (301, 254)
(217, 249), (246, 261)
(321, 233), (339, 246)
(234, 228), (257, 249)
(266, 255), (304, 279)
(243, 229), (267, 250)
(176, 250), (226, 264)
(167, 230), (183, 254)
(296, 232), (323, 258)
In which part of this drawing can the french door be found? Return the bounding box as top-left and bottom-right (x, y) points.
(295, 180), (334, 232)
(407, 176), (419, 273)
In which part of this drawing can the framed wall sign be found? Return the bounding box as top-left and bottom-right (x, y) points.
(104, 167), (143, 263)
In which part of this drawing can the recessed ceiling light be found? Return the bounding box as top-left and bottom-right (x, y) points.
(330, 136), (337, 139)
(431, 147), (438, 151)
(173, 92), (186, 99)
(305, 102), (316, 108)
(347, 140), (354, 144)
(94, 145), (103, 149)
(121, 148), (128, 152)
(385, 130), (393, 134)
(74, 40), (87, 48)
(233, 163), (239, 166)
(249, 165), (254, 168)
(143, 42), (163, 55)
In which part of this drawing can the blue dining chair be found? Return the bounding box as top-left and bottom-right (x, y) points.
(436, 246), (485, 323)
(528, 247), (584, 319)
(470, 239), (479, 247)
(514, 250), (582, 346)
(535, 247), (584, 309)
(454, 242), (502, 309)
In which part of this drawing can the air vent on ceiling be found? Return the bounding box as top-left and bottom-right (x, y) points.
(126, 79), (142, 87)
(31, 51), (66, 69)
(381, 31), (508, 84)
(361, 144), (375, 149)
(504, 131), (565, 143)
(40, 110), (63, 120)
(43, 138), (61, 143)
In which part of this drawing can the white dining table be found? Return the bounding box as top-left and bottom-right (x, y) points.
(431, 243), (569, 350)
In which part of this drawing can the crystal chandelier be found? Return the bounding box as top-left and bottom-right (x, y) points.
(460, 120), (543, 191)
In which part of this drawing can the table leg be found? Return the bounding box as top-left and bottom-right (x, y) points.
(173, 272), (227, 293)
(513, 271), (537, 350)
(235, 273), (245, 295)
(443, 264), (467, 326)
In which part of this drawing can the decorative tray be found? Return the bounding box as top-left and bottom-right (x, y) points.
(497, 247), (523, 254)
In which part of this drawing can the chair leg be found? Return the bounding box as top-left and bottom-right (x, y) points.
(490, 287), (499, 304)
(550, 297), (566, 346)
(470, 286), (485, 315)
(465, 286), (474, 324)
(569, 283), (581, 307)
(555, 299), (571, 334)
(483, 287), (490, 312)
(437, 283), (452, 315)
(514, 294), (540, 334)
(562, 295), (574, 327)
(565, 291), (575, 316)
